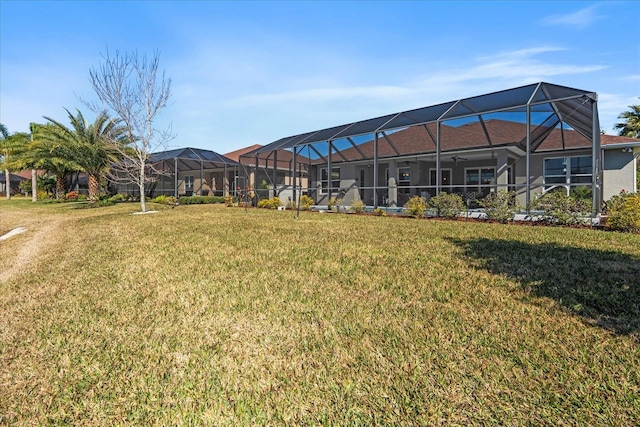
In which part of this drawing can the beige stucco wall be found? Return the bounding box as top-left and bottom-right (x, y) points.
(602, 149), (637, 200)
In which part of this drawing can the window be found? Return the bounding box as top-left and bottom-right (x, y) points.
(465, 168), (495, 193)
(544, 156), (592, 189)
(184, 175), (194, 192)
(429, 169), (452, 191)
(398, 167), (411, 194)
(320, 167), (340, 193)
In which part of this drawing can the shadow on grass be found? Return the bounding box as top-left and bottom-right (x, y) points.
(449, 237), (640, 336)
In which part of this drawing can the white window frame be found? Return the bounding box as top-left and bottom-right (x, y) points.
(319, 167), (340, 195)
(184, 175), (194, 192)
(543, 156), (592, 191)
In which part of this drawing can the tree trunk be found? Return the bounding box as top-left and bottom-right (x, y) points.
(139, 163), (146, 212)
(31, 169), (37, 202)
(139, 181), (146, 212)
(88, 173), (100, 202)
(55, 175), (66, 201)
(4, 169), (10, 200)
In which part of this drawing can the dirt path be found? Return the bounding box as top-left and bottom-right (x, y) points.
(0, 217), (67, 284)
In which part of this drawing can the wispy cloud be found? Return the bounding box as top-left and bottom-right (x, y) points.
(541, 5), (602, 30)
(225, 46), (607, 112)
(597, 93), (639, 133)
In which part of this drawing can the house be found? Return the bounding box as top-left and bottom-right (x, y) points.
(0, 172), (27, 196)
(247, 82), (639, 213)
(110, 147), (239, 198)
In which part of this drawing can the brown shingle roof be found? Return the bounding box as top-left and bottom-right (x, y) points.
(321, 120), (639, 163)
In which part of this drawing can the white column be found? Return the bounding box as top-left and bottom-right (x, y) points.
(388, 159), (397, 207)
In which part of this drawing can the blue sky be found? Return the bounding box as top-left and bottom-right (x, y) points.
(1, 1), (639, 154)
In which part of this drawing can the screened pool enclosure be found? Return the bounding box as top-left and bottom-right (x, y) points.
(111, 147), (240, 198)
(241, 82), (601, 213)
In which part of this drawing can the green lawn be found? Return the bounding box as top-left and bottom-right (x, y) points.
(1, 200), (639, 425)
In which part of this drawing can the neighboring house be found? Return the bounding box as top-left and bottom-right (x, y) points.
(0, 173), (27, 196)
(248, 82), (639, 212)
(110, 147), (239, 198)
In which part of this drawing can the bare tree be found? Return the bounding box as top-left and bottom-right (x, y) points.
(88, 49), (173, 212)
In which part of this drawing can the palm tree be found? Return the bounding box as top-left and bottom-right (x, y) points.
(0, 124), (30, 200)
(614, 99), (640, 138)
(26, 123), (80, 200)
(41, 109), (127, 202)
(0, 123), (9, 199)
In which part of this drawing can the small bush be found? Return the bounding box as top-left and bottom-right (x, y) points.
(530, 191), (591, 225)
(109, 193), (130, 203)
(65, 191), (79, 201)
(328, 197), (343, 211)
(75, 199), (114, 209)
(350, 200), (365, 213)
(570, 186), (592, 201)
(18, 180), (32, 195)
(300, 195), (315, 210)
(428, 192), (465, 218)
(605, 191), (640, 233)
(179, 196), (225, 205)
(479, 191), (519, 223)
(224, 195), (236, 207)
(152, 195), (177, 205)
(403, 195), (427, 218)
(257, 197), (282, 209)
(373, 208), (387, 216)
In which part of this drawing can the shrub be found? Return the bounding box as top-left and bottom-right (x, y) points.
(605, 191), (640, 233)
(373, 208), (387, 216)
(300, 195), (315, 210)
(570, 186), (592, 201)
(39, 175), (56, 194)
(479, 191), (519, 223)
(224, 195), (236, 207)
(179, 196), (225, 205)
(152, 195), (167, 203)
(65, 191), (79, 201)
(403, 195), (427, 218)
(257, 197), (282, 209)
(328, 197), (343, 211)
(109, 193), (130, 203)
(428, 192), (465, 218)
(76, 199), (114, 209)
(530, 191), (591, 226)
(350, 200), (365, 213)
(152, 195), (177, 205)
(18, 180), (31, 195)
